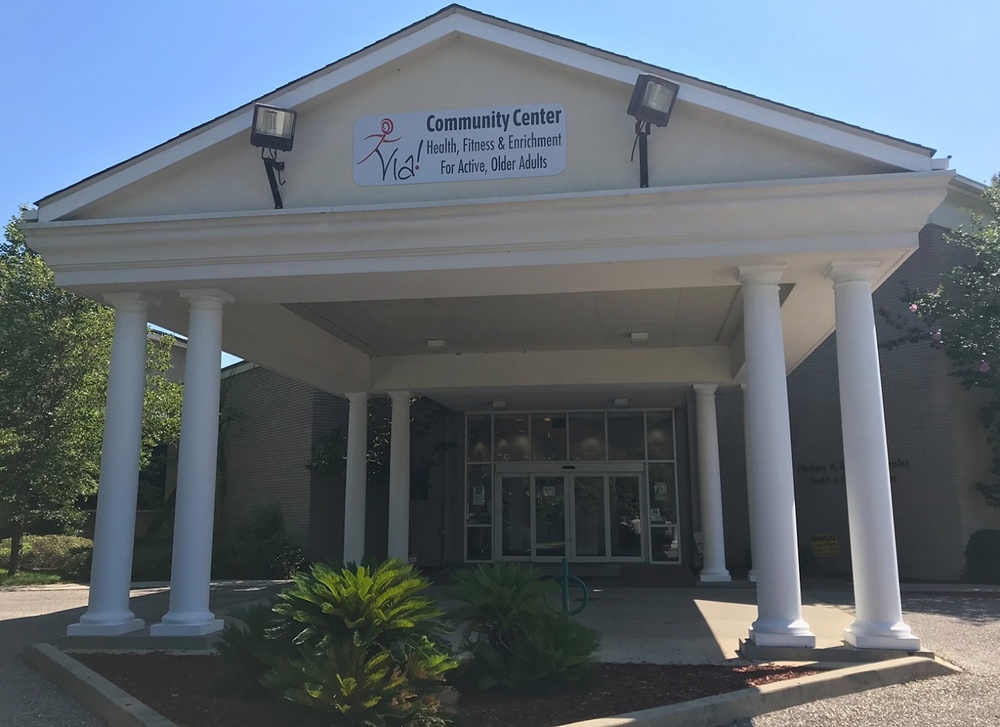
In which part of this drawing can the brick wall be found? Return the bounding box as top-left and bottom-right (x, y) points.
(220, 366), (315, 548)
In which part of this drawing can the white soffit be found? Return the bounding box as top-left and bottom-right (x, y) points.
(36, 7), (934, 223)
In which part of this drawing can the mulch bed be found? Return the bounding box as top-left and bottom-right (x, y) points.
(73, 652), (821, 727)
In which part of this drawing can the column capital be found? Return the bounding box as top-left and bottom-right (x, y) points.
(737, 264), (786, 286)
(825, 261), (881, 285)
(179, 288), (235, 308)
(346, 392), (369, 405)
(387, 390), (411, 402)
(692, 384), (719, 397)
(103, 292), (160, 312)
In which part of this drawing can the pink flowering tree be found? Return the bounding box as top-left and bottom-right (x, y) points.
(879, 175), (1000, 507)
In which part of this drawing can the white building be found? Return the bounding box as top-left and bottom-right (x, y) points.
(23, 6), (977, 650)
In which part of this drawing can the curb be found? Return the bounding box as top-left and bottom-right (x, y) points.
(557, 656), (959, 727)
(22, 644), (176, 727)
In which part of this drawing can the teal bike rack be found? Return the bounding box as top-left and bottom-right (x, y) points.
(559, 557), (589, 616)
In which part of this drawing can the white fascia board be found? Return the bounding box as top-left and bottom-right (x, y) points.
(371, 346), (734, 392)
(39, 12), (932, 222)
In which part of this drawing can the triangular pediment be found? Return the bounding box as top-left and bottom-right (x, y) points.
(38, 5), (934, 222)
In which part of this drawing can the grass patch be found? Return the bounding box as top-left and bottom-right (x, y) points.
(0, 568), (64, 587)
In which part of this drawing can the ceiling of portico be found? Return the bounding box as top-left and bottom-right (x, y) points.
(286, 286), (745, 356)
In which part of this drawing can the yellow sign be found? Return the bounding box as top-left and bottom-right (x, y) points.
(810, 534), (841, 558)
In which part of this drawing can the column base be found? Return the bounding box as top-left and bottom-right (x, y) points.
(699, 571), (732, 583)
(150, 618), (223, 637)
(845, 623), (920, 651)
(67, 617), (145, 637)
(749, 618), (816, 648)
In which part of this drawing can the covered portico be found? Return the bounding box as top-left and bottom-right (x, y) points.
(23, 6), (949, 651)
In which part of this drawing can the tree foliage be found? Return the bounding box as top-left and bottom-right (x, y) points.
(0, 218), (182, 574)
(879, 176), (1000, 507)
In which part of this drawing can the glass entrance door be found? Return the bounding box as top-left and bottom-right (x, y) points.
(500, 475), (531, 558)
(572, 475), (607, 557)
(497, 470), (643, 562)
(532, 475), (567, 558)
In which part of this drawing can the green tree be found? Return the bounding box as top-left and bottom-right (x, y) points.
(0, 218), (182, 575)
(881, 175), (1000, 507)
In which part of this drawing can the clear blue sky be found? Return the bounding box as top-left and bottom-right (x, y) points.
(4, 0), (997, 219)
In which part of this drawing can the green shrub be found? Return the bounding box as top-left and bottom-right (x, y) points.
(131, 539), (173, 581)
(448, 563), (599, 692)
(0, 535), (92, 572)
(212, 505), (307, 580)
(963, 529), (1000, 584)
(215, 603), (289, 698)
(217, 559), (457, 726)
(61, 549), (93, 582)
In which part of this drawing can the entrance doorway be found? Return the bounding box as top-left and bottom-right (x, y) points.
(496, 466), (645, 562)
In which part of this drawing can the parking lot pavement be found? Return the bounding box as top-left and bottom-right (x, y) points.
(0, 584), (104, 727)
(727, 593), (1000, 727)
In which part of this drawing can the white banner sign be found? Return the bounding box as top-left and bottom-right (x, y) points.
(353, 103), (566, 186)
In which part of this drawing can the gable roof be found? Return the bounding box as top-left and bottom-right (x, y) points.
(36, 4), (936, 222)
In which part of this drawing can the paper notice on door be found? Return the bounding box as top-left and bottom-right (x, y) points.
(472, 485), (485, 506)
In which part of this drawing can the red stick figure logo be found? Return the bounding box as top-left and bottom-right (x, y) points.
(357, 117), (400, 166)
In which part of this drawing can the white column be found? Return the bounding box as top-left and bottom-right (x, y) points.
(828, 263), (919, 650)
(151, 289), (233, 637)
(693, 385), (731, 582)
(343, 392), (369, 564)
(68, 293), (158, 636)
(738, 265), (815, 647)
(742, 384), (757, 583)
(387, 391), (411, 562)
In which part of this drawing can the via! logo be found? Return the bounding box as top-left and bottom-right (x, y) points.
(356, 117), (424, 182)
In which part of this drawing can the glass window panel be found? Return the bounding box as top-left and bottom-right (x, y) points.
(647, 462), (676, 526)
(501, 475), (531, 557)
(569, 413), (606, 461)
(466, 527), (492, 561)
(607, 412), (645, 460)
(494, 414), (530, 462)
(467, 414), (492, 462)
(646, 411), (675, 460)
(573, 476), (606, 557)
(466, 465), (492, 525)
(531, 414), (567, 461)
(650, 526), (680, 562)
(610, 475), (642, 557)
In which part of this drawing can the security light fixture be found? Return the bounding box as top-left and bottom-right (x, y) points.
(630, 331), (649, 345)
(427, 339), (447, 351)
(627, 74), (680, 188)
(614, 398), (630, 409)
(249, 104), (298, 209)
(492, 400), (507, 410)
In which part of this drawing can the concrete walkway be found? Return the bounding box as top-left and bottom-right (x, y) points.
(574, 586), (854, 664)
